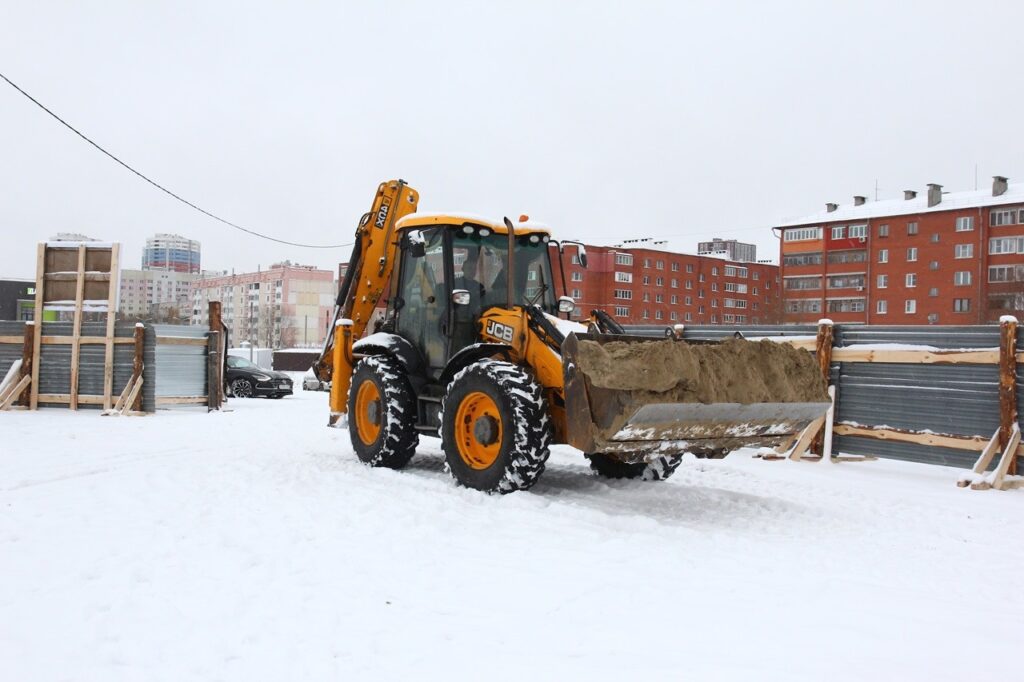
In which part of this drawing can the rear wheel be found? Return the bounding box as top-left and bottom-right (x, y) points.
(441, 359), (552, 493)
(347, 356), (418, 469)
(586, 452), (683, 481)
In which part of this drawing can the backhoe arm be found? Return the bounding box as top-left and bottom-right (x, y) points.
(315, 179), (419, 421)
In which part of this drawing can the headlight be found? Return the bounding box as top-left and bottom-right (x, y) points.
(253, 373), (271, 382)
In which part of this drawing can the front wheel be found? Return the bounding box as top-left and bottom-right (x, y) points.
(586, 452), (683, 481)
(440, 360), (552, 494)
(347, 356), (419, 469)
(231, 378), (254, 398)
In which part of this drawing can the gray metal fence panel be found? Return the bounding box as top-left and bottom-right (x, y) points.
(152, 324), (209, 400)
(833, 434), (980, 469)
(835, 362), (1000, 437)
(834, 325), (1001, 349)
(0, 321), (26, 379)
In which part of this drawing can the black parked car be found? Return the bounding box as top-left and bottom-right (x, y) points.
(225, 355), (293, 399)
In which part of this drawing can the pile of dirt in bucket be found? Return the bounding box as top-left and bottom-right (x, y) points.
(575, 338), (827, 404)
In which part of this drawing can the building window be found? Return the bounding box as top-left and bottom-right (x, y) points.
(642, 309), (649, 319)
(954, 271), (971, 286)
(614, 306), (629, 317)
(644, 258), (651, 268)
(784, 227), (823, 242)
(784, 252), (823, 267)
(656, 260), (665, 270)
(571, 272), (583, 282)
(905, 299), (917, 314)
(699, 274), (706, 283)
(906, 273), (917, 287)
(877, 274), (888, 288)
(656, 277), (664, 286)
(684, 296), (692, 305)
(711, 283), (718, 292)
(642, 292), (650, 302)
(655, 294), (664, 303)
(989, 237), (1024, 254)
(990, 209), (1020, 226)
(929, 287), (939, 297)
(828, 250), (867, 264)
(954, 298), (971, 312)
(929, 261), (940, 271)
(931, 233), (940, 243)
(571, 288), (581, 299)
(954, 244), (973, 259)
(831, 226), (846, 239)
(685, 280), (693, 289)
(907, 222), (919, 235)
(826, 299), (866, 313)
(878, 224), (889, 237)
(712, 266), (719, 276)
(785, 299), (822, 314)
(670, 311), (678, 321)
(827, 274), (866, 289)
(685, 312), (692, 321)
(878, 249), (889, 263)
(613, 289), (632, 300)
(670, 278), (678, 288)
(849, 224), (867, 238)
(686, 264), (694, 273)
(671, 262), (680, 272)
(877, 300), (887, 314)
(615, 271), (633, 283)
(655, 310), (663, 320)
(955, 216), (974, 232)
(642, 275), (650, 285)
(615, 253), (633, 266)
(989, 265), (1018, 282)
(907, 247), (918, 262)
(571, 255), (580, 265)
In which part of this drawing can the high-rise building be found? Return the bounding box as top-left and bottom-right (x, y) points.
(697, 238), (757, 263)
(775, 177), (1024, 324)
(119, 269), (198, 321)
(142, 233), (201, 274)
(189, 262), (336, 348)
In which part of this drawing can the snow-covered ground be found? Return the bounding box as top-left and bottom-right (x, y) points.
(2, 388), (1021, 681)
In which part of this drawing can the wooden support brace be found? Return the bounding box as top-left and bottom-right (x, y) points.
(30, 244), (45, 410)
(991, 424), (1021, 491)
(121, 376), (144, 416)
(789, 415), (827, 462)
(810, 319), (833, 455)
(102, 243), (120, 410)
(0, 375), (32, 410)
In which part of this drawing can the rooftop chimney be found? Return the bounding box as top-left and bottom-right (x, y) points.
(993, 176), (1009, 197)
(927, 183), (942, 207)
(826, 202), (838, 213)
(853, 195), (866, 206)
(904, 190), (917, 200)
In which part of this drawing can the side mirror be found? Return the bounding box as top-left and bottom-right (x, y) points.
(451, 289), (471, 306)
(557, 296), (575, 314)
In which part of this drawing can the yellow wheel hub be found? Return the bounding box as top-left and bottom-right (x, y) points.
(455, 391), (503, 470)
(354, 380), (383, 446)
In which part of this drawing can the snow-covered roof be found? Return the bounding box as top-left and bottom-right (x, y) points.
(778, 182), (1024, 228)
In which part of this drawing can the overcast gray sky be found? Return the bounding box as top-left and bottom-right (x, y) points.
(2, 1), (1022, 279)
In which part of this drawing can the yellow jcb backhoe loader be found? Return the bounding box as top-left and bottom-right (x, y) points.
(314, 180), (830, 493)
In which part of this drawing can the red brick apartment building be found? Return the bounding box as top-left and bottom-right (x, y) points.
(554, 239), (780, 326)
(775, 177), (1024, 324)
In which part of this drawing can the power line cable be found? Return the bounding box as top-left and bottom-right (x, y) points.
(0, 71), (351, 249)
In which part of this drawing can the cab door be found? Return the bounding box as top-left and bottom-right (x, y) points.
(394, 229), (448, 378)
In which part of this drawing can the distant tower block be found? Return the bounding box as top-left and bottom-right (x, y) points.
(142, 233), (201, 274)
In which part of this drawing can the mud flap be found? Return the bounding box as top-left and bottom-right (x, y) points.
(562, 333), (831, 458)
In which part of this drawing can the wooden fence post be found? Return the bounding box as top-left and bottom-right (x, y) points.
(18, 321), (35, 407)
(998, 315), (1018, 475)
(208, 301), (224, 410)
(811, 319), (835, 456)
(132, 324), (145, 412)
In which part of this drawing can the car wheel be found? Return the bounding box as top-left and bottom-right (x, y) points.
(231, 378), (254, 398)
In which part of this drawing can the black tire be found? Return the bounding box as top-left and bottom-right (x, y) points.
(586, 452), (683, 481)
(440, 359), (552, 494)
(347, 355), (419, 469)
(231, 378), (254, 398)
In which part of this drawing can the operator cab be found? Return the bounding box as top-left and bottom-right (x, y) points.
(389, 214), (558, 381)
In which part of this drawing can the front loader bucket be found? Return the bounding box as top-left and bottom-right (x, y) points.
(562, 333), (831, 460)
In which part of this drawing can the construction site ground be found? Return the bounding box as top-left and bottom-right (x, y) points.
(2, 384), (1021, 681)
